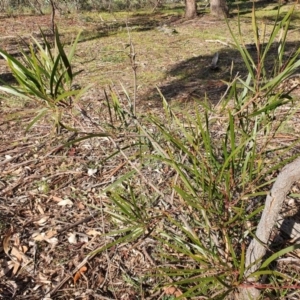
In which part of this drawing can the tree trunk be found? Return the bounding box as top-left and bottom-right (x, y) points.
(210, 0), (229, 18)
(184, 0), (197, 19)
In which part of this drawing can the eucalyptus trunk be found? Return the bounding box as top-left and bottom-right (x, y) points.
(184, 0), (197, 19)
(210, 0), (229, 18)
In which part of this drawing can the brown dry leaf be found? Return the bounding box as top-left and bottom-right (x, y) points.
(12, 167), (23, 175)
(80, 266), (87, 273)
(3, 227), (14, 256)
(74, 266), (88, 285)
(74, 271), (81, 285)
(10, 247), (25, 275)
(32, 232), (58, 245)
(11, 246), (24, 263)
(36, 272), (52, 284)
(67, 233), (77, 244)
(34, 216), (49, 226)
(22, 245), (28, 253)
(86, 229), (101, 237)
(51, 195), (64, 202)
(57, 199), (73, 206)
(163, 286), (184, 297)
(9, 245), (33, 276)
(12, 261), (20, 275)
(45, 229), (57, 238)
(32, 233), (46, 241)
(36, 203), (45, 214)
(76, 202), (86, 210)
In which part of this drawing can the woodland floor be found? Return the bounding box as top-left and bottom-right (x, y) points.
(1, 2), (300, 299)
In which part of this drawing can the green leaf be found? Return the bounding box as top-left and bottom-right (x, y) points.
(0, 85), (30, 99)
(260, 244), (300, 270)
(55, 25), (73, 82)
(226, 15), (255, 79)
(25, 108), (48, 132)
(50, 54), (62, 96)
(68, 30), (82, 62)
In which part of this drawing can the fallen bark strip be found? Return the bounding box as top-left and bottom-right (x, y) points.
(239, 157), (300, 300)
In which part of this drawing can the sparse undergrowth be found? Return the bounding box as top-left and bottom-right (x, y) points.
(1, 3), (300, 300)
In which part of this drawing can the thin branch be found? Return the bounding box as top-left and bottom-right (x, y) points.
(239, 157), (300, 300)
(205, 39), (235, 48)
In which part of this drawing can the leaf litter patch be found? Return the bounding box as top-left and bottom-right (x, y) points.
(0, 112), (165, 299)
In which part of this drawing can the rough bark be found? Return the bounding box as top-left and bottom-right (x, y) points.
(239, 157), (300, 300)
(210, 0), (229, 18)
(184, 0), (197, 19)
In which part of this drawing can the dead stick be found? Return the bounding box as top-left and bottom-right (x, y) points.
(56, 212), (99, 235)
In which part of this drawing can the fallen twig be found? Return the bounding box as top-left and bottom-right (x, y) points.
(239, 157), (300, 299)
(205, 39), (235, 48)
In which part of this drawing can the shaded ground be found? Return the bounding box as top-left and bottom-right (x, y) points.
(1, 3), (300, 299)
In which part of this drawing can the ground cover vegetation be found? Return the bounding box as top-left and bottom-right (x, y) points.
(1, 0), (300, 299)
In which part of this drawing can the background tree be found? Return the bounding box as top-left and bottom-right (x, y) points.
(210, 0), (229, 18)
(184, 0), (197, 19)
